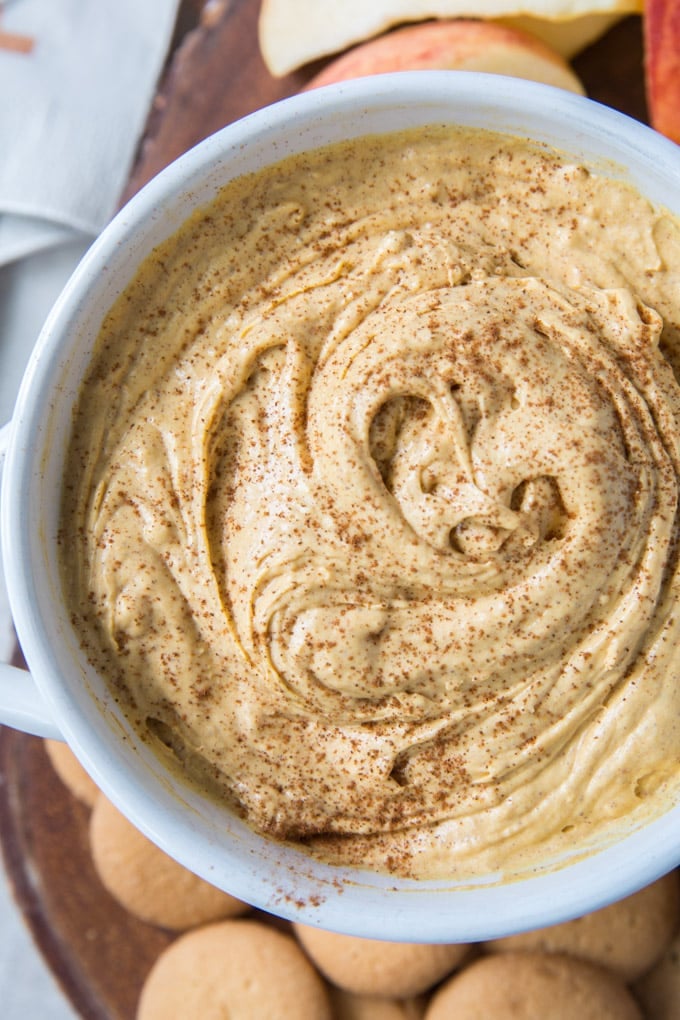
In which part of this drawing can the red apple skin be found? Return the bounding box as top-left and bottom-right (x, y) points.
(644, 0), (680, 144)
(303, 18), (584, 95)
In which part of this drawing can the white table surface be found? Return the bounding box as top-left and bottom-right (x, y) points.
(0, 238), (91, 1020)
(0, 865), (78, 1020)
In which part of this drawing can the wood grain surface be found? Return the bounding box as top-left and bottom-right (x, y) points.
(0, 3), (654, 1018)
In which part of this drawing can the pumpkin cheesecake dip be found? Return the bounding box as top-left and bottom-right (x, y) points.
(60, 123), (680, 881)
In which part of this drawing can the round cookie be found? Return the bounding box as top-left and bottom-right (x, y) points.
(425, 951), (644, 1020)
(484, 871), (680, 981)
(44, 738), (99, 808)
(293, 923), (469, 998)
(633, 929), (680, 1020)
(90, 795), (248, 930)
(137, 918), (333, 1020)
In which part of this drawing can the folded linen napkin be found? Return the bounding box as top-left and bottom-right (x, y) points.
(0, 0), (181, 267)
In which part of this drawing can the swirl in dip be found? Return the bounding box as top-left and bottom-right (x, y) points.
(61, 126), (680, 880)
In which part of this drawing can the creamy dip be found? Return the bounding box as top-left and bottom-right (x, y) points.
(61, 125), (680, 880)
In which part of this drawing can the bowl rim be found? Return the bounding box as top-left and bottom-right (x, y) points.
(4, 71), (680, 942)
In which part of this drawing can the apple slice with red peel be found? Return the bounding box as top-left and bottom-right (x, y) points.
(303, 19), (585, 94)
(644, 0), (680, 143)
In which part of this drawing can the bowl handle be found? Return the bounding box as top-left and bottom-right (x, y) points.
(0, 422), (62, 740)
(0, 663), (61, 739)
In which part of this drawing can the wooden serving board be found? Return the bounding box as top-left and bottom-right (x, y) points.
(122, 1), (648, 201)
(0, 3), (653, 1018)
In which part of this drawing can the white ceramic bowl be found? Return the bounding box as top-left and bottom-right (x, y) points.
(1, 72), (679, 943)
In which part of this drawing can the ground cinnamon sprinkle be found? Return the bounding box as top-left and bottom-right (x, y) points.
(61, 125), (680, 882)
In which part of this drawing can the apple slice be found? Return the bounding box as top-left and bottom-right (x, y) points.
(500, 12), (627, 57)
(644, 0), (680, 143)
(258, 0), (641, 77)
(304, 19), (585, 95)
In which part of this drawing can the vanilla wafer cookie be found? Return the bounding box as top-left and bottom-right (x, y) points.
(485, 871), (680, 981)
(90, 795), (248, 930)
(425, 951), (643, 1020)
(294, 923), (469, 998)
(137, 918), (333, 1020)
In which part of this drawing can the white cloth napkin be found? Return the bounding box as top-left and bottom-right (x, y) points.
(0, 0), (182, 267)
(0, 0), (182, 661)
